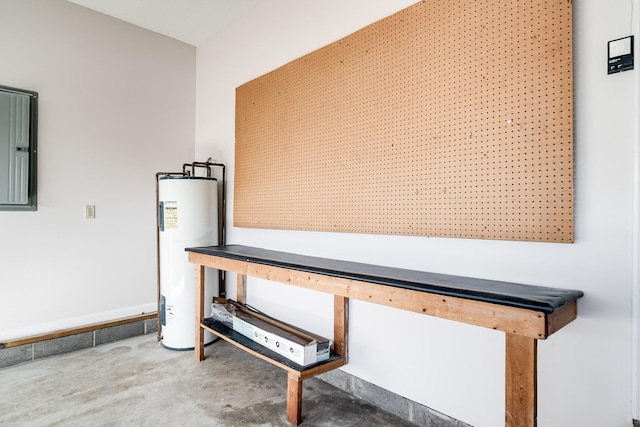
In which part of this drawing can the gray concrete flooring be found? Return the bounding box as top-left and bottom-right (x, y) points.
(0, 334), (416, 426)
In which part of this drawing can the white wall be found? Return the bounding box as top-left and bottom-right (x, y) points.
(0, 0), (635, 425)
(0, 0), (195, 339)
(196, 1), (639, 426)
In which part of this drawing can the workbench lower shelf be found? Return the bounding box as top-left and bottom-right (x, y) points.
(202, 317), (345, 372)
(201, 318), (347, 425)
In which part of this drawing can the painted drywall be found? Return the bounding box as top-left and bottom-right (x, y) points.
(0, 0), (196, 339)
(196, 1), (639, 426)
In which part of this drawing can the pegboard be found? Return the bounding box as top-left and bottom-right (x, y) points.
(235, 0), (573, 242)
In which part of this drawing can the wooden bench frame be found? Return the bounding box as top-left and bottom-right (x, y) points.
(188, 247), (579, 427)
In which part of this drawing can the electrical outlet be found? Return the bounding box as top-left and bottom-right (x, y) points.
(84, 205), (96, 219)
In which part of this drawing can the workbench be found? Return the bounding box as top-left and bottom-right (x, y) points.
(186, 244), (583, 426)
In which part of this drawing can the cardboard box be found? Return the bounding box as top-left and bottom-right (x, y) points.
(212, 298), (331, 366)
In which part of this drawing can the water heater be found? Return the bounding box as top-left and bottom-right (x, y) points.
(158, 176), (218, 350)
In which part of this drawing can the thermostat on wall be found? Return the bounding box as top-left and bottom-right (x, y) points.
(608, 36), (634, 74)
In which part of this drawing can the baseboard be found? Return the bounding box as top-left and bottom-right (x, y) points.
(318, 369), (471, 427)
(0, 303), (157, 342)
(0, 313), (158, 369)
(0, 313), (157, 349)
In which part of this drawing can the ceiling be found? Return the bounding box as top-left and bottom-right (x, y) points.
(67, 0), (263, 46)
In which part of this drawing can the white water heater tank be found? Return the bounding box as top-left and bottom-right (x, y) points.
(158, 176), (218, 350)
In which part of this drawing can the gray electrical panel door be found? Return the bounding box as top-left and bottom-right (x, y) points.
(0, 91), (30, 204)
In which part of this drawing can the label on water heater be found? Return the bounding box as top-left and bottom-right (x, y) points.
(164, 201), (179, 229)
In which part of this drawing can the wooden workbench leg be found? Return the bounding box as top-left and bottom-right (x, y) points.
(505, 333), (537, 427)
(237, 273), (247, 305)
(195, 264), (205, 362)
(287, 371), (303, 425)
(334, 295), (349, 359)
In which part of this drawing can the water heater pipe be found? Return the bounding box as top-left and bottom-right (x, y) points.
(182, 159), (227, 296)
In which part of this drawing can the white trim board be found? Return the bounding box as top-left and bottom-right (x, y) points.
(0, 303), (157, 341)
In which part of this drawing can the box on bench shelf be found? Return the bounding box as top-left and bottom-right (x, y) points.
(210, 297), (332, 366)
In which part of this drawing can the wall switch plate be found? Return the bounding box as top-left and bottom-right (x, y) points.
(84, 205), (95, 219)
(608, 36), (634, 74)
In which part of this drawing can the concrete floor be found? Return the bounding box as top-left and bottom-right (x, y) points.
(0, 334), (416, 427)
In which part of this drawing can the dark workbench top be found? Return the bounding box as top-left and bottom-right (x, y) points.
(186, 244), (583, 314)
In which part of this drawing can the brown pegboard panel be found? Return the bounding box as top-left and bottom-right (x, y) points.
(235, 0), (573, 242)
